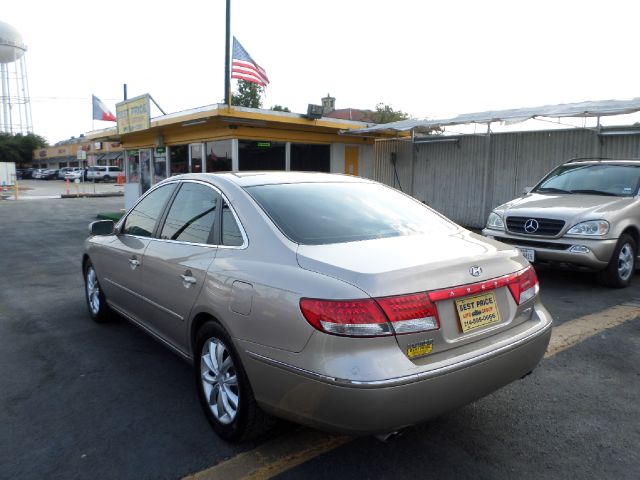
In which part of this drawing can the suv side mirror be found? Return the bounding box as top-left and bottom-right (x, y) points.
(89, 220), (115, 236)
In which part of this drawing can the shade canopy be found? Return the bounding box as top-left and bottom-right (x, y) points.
(346, 97), (640, 135)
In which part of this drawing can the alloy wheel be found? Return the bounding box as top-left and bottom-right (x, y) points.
(617, 243), (634, 281)
(86, 266), (101, 315)
(200, 338), (239, 424)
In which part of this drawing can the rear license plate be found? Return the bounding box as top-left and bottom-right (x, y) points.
(455, 291), (501, 333)
(516, 247), (535, 262)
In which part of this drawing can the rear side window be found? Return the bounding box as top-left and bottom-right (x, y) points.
(122, 184), (176, 237)
(160, 183), (219, 244)
(246, 182), (456, 245)
(222, 201), (243, 246)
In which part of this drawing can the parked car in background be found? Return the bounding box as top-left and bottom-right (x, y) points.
(42, 169), (59, 180)
(483, 159), (640, 288)
(84, 172), (553, 441)
(87, 165), (122, 182)
(32, 168), (48, 179)
(64, 168), (85, 181)
(58, 167), (76, 179)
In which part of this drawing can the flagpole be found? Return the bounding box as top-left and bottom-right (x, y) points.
(224, 0), (231, 106)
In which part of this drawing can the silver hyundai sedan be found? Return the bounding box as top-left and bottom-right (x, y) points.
(83, 172), (552, 441)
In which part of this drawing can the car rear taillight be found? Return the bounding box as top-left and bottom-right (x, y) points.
(299, 299), (392, 337)
(300, 293), (440, 337)
(376, 293), (440, 334)
(301, 266), (538, 337)
(507, 265), (539, 305)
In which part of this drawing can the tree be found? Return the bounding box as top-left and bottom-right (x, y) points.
(271, 105), (290, 112)
(231, 80), (263, 108)
(0, 132), (47, 165)
(370, 103), (410, 124)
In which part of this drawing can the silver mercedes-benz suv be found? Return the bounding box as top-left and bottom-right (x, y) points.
(483, 159), (640, 288)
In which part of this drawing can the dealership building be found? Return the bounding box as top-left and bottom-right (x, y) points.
(85, 96), (376, 208)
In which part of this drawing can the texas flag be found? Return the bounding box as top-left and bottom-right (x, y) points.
(92, 95), (117, 122)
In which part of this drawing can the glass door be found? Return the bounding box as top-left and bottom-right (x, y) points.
(140, 149), (152, 193)
(189, 143), (204, 173)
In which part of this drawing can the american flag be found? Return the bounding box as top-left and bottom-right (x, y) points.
(231, 37), (270, 87)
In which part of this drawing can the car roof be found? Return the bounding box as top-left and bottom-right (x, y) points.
(171, 171), (376, 188)
(565, 158), (640, 166)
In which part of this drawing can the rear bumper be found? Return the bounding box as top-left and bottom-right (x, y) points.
(482, 229), (617, 270)
(242, 304), (552, 435)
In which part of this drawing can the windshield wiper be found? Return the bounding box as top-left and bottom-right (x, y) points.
(534, 187), (572, 194)
(569, 189), (615, 196)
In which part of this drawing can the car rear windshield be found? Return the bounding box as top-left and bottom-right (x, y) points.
(534, 163), (640, 197)
(245, 182), (457, 245)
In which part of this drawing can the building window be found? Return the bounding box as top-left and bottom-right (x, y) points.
(154, 148), (168, 183)
(126, 150), (140, 183)
(291, 144), (330, 172)
(170, 145), (189, 175)
(239, 140), (285, 171)
(205, 140), (232, 172)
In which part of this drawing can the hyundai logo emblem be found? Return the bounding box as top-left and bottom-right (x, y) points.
(524, 218), (539, 233)
(469, 266), (482, 277)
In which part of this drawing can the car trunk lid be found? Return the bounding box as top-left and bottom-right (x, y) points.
(297, 230), (533, 357)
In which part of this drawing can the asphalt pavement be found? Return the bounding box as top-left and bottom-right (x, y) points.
(0, 197), (638, 480)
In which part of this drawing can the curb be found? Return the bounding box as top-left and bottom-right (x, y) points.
(61, 192), (124, 198)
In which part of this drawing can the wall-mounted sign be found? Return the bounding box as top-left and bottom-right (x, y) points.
(116, 94), (151, 135)
(155, 147), (166, 155)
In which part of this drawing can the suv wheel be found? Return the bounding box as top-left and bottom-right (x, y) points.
(598, 234), (636, 288)
(195, 321), (272, 441)
(103, 175), (111, 183)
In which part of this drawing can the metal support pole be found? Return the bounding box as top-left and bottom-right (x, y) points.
(409, 130), (415, 196)
(224, 0), (231, 106)
(480, 123), (493, 226)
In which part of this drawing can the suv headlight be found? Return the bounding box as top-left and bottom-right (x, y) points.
(566, 220), (609, 236)
(486, 211), (505, 230)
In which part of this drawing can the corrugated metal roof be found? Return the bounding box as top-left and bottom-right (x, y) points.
(347, 97), (640, 135)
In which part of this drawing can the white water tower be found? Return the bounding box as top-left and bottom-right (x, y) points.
(0, 21), (32, 134)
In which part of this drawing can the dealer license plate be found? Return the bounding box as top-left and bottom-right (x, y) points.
(516, 247), (535, 262)
(406, 339), (434, 359)
(454, 291), (501, 333)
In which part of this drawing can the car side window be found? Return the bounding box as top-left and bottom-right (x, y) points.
(121, 184), (175, 237)
(222, 201), (243, 246)
(160, 183), (219, 244)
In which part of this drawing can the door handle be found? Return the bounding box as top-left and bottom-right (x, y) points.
(129, 258), (141, 269)
(180, 274), (197, 287)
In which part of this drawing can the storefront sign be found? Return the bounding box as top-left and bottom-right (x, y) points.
(116, 94), (151, 134)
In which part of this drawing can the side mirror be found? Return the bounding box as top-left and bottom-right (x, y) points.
(89, 220), (115, 236)
(522, 186), (533, 195)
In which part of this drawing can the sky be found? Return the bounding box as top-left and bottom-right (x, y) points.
(3, 0), (640, 144)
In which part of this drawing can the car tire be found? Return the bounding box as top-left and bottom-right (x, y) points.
(83, 260), (112, 323)
(103, 175), (111, 183)
(195, 321), (272, 441)
(598, 234), (637, 288)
